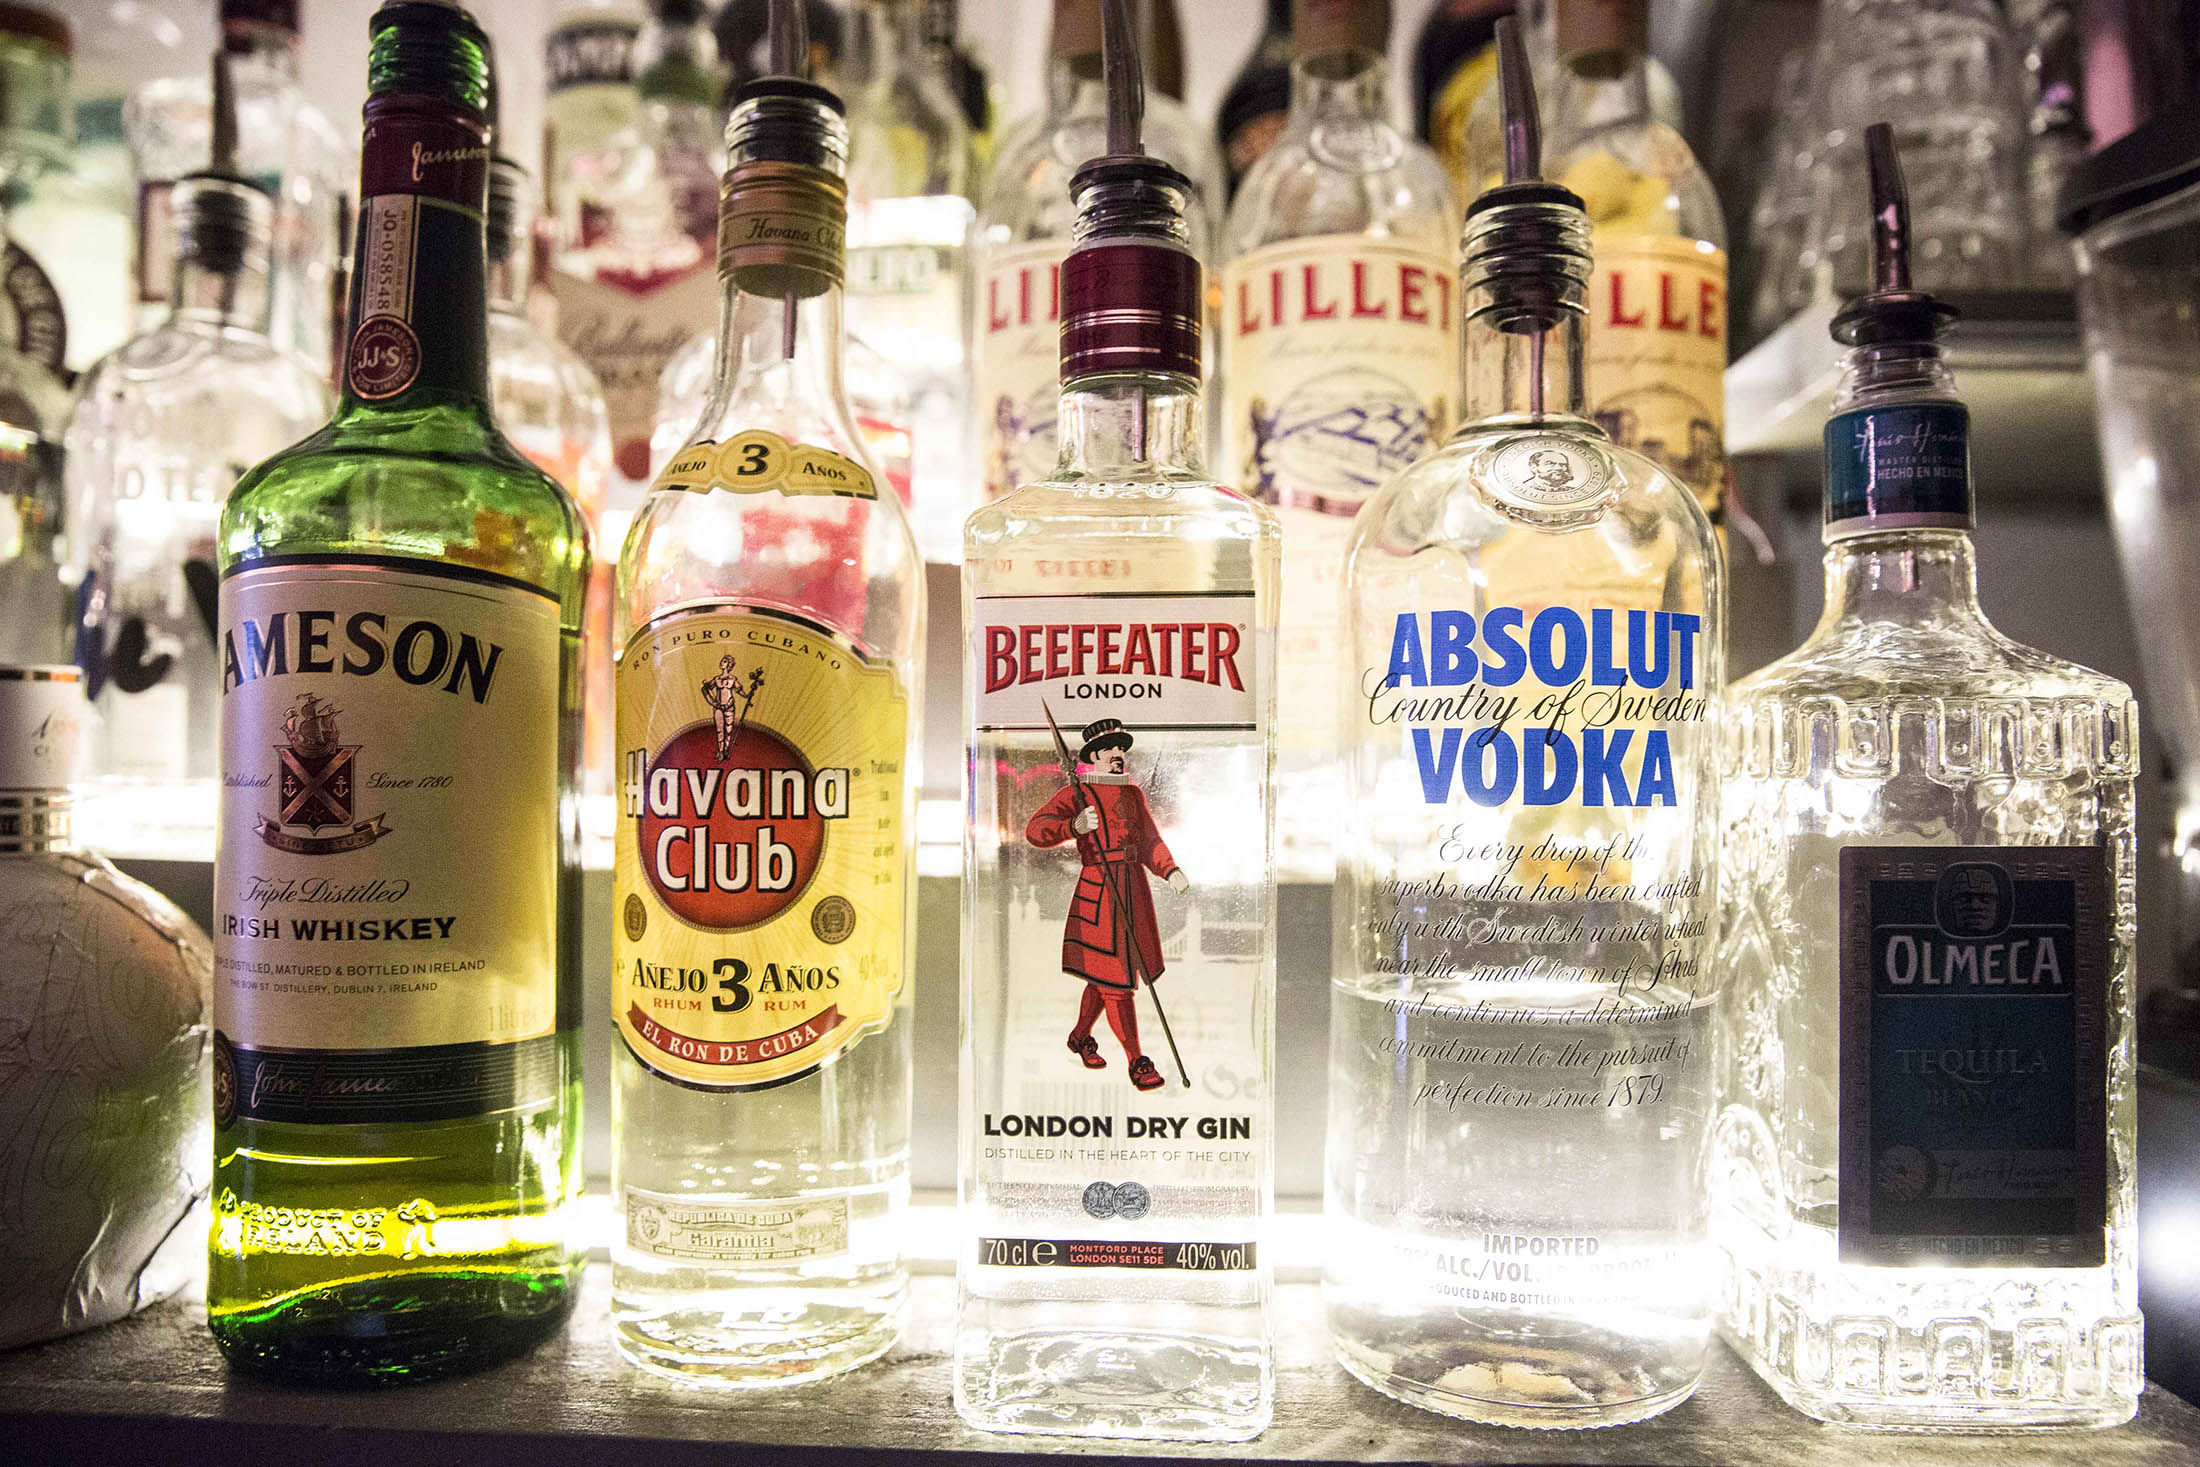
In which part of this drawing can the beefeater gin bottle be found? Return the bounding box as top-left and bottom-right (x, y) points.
(956, 0), (1280, 1442)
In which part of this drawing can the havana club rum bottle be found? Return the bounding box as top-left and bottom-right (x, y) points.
(210, 1), (588, 1384)
(958, 0), (1280, 1440)
(610, 5), (923, 1385)
(1221, 0), (1457, 875)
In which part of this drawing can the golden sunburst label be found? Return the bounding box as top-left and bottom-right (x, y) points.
(614, 604), (907, 1089)
(652, 428), (878, 501)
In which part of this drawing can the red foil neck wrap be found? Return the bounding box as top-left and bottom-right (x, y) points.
(358, 94), (492, 213)
(1059, 241), (1202, 383)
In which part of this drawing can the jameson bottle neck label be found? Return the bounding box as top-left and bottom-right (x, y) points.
(968, 589), (1263, 1272)
(211, 557), (564, 1127)
(1585, 235), (1727, 521)
(1837, 845), (2109, 1267)
(346, 100), (493, 403)
(975, 239), (1066, 502)
(1824, 400), (1974, 537)
(614, 605), (908, 1090)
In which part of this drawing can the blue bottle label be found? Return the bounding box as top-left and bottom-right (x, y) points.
(1823, 401), (1973, 535)
(1837, 845), (2109, 1267)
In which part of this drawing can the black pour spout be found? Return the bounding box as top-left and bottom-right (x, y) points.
(1831, 123), (1960, 347)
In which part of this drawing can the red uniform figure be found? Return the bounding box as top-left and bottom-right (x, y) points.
(1026, 718), (1187, 1092)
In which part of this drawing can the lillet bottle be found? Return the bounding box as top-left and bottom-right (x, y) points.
(211, 1), (589, 1384)
(959, 0), (1280, 1442)
(1327, 22), (1725, 1428)
(1712, 126), (2141, 1429)
(611, 0), (924, 1388)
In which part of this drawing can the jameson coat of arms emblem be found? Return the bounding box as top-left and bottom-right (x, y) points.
(256, 693), (392, 854)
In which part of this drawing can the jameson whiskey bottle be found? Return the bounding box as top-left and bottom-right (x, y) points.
(959, 0), (1279, 1441)
(209, 2), (589, 1385)
(611, 0), (923, 1386)
(1221, 0), (1457, 874)
(1326, 25), (1723, 1427)
(1713, 127), (2141, 1429)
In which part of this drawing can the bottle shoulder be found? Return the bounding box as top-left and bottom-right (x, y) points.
(1356, 422), (1718, 558)
(977, 98), (1223, 249)
(74, 325), (329, 412)
(968, 472), (1278, 548)
(221, 403), (591, 596)
(1224, 131), (1456, 258)
(1551, 121), (1727, 251)
(1736, 616), (2136, 713)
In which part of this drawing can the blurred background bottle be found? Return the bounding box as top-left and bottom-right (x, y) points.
(843, 0), (976, 560)
(124, 0), (347, 371)
(65, 52), (327, 835)
(1412, 0), (1512, 204)
(546, 0), (723, 508)
(1545, 0), (1728, 526)
(1217, 0), (1293, 200)
(970, 0), (1222, 505)
(1221, 0), (1455, 876)
(0, 3), (74, 668)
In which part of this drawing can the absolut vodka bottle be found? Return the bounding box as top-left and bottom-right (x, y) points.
(1326, 22), (1724, 1428)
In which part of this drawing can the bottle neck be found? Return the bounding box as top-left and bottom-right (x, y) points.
(1289, 49), (1391, 126)
(1462, 305), (1590, 426)
(1815, 530), (1986, 634)
(337, 97), (494, 412)
(706, 277), (853, 427)
(853, 1), (925, 80)
(1054, 372), (1205, 479)
(0, 790), (70, 854)
(170, 253), (271, 331)
(227, 26), (301, 83)
(1551, 43), (1654, 138)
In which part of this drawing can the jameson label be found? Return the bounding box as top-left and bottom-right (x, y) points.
(1585, 236), (1727, 521)
(212, 557), (564, 1126)
(654, 429), (878, 501)
(625, 1187), (849, 1264)
(1825, 401), (1974, 534)
(615, 605), (908, 1089)
(552, 265), (719, 488)
(1838, 845), (2109, 1267)
(971, 592), (1260, 735)
(973, 239), (1065, 502)
(1220, 234), (1455, 763)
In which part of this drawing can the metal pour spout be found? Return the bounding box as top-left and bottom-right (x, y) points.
(1497, 15), (1538, 185)
(767, 0), (809, 79)
(1864, 122), (1912, 296)
(1102, 0), (1143, 160)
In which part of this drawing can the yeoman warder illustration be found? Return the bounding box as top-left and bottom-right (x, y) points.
(1028, 705), (1191, 1093)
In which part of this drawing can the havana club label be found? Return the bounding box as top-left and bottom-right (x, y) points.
(1219, 233), (1456, 763)
(974, 239), (1066, 502)
(212, 556), (565, 1126)
(652, 428), (878, 501)
(615, 605), (908, 1090)
(1838, 844), (2109, 1267)
(1584, 235), (1728, 521)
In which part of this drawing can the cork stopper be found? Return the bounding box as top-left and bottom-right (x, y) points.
(1555, 0), (1648, 62)
(1294, 0), (1388, 59)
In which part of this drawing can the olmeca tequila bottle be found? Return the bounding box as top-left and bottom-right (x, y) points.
(1326, 22), (1724, 1428)
(959, 0), (1279, 1442)
(612, 0), (924, 1387)
(1711, 125), (2141, 1430)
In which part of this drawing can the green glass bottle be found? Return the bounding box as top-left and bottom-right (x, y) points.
(209, 1), (588, 1385)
